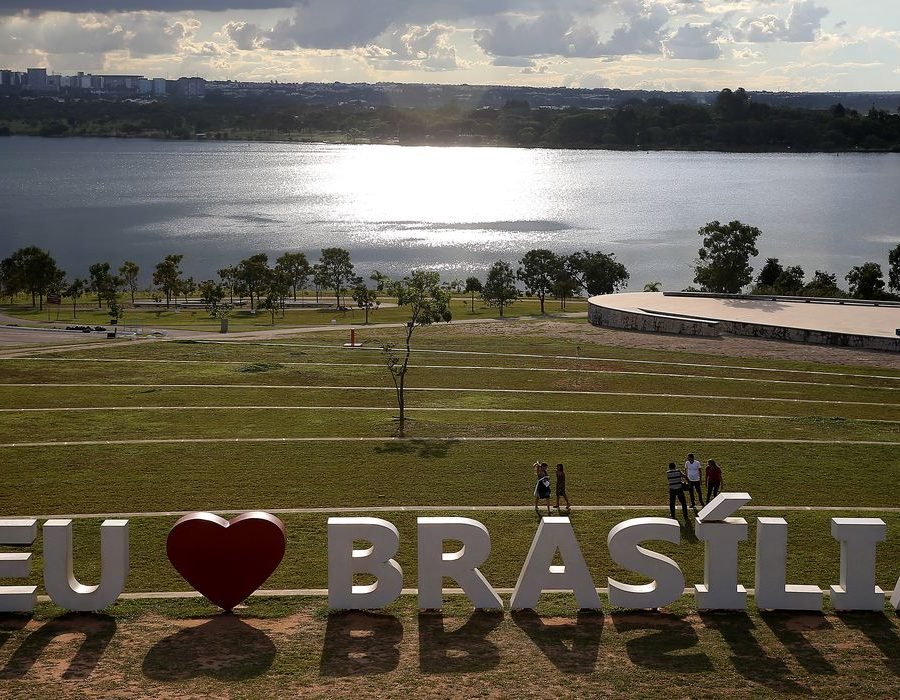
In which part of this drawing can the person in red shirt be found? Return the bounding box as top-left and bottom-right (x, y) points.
(706, 459), (723, 501)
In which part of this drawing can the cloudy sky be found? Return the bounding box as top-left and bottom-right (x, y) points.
(1, 1), (898, 91)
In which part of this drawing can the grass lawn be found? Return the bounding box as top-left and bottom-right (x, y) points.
(2, 295), (586, 331)
(1, 320), (898, 697)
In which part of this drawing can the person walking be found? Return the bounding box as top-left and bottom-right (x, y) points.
(555, 463), (570, 512)
(666, 462), (690, 521)
(706, 459), (723, 502)
(534, 461), (552, 515)
(684, 453), (705, 510)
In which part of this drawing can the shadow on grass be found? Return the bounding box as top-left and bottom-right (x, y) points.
(142, 615), (275, 681)
(0, 613), (115, 680)
(760, 612), (837, 676)
(700, 612), (811, 695)
(836, 611), (900, 677)
(511, 609), (603, 673)
(611, 611), (712, 672)
(418, 610), (503, 673)
(320, 610), (403, 676)
(375, 438), (458, 460)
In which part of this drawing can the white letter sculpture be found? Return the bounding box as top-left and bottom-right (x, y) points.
(694, 493), (751, 610)
(892, 574), (900, 611)
(510, 517), (600, 610)
(754, 517), (823, 611)
(328, 517), (403, 609)
(0, 519), (37, 612)
(830, 518), (887, 611)
(607, 517), (685, 609)
(43, 519), (129, 611)
(417, 517), (502, 610)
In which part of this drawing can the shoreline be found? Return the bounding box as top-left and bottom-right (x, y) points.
(2, 132), (899, 155)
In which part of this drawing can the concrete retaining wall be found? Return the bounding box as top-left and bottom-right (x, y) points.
(588, 300), (900, 352)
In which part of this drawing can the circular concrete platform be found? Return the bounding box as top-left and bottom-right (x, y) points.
(588, 292), (900, 352)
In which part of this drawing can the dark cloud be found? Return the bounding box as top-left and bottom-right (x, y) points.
(473, 2), (672, 59)
(0, 1), (294, 12)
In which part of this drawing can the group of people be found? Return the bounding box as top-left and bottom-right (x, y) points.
(530, 453), (725, 522)
(666, 453), (724, 520)
(533, 461), (569, 515)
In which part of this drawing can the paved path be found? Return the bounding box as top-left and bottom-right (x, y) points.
(2, 357), (896, 391)
(14, 504), (900, 520)
(2, 436), (897, 448)
(1, 383), (894, 407)
(31, 587), (898, 601)
(2, 405), (896, 423)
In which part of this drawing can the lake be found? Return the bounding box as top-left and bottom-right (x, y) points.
(1, 137), (897, 290)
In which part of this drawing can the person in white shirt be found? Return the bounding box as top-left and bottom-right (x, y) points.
(684, 453), (705, 509)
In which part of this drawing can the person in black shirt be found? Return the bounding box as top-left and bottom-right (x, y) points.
(666, 462), (689, 521)
(555, 463), (570, 512)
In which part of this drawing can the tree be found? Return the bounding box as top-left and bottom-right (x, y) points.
(773, 265), (805, 295)
(236, 253), (270, 310)
(464, 276), (482, 313)
(180, 276), (197, 304)
(108, 299), (124, 325)
(369, 270), (391, 292)
(846, 262), (885, 299)
(383, 271), (451, 436)
(88, 262), (114, 309)
(568, 250), (630, 295)
(312, 264), (327, 303)
(217, 265), (237, 304)
(889, 243), (900, 293)
(517, 249), (563, 314)
(318, 248), (355, 309)
(642, 281), (662, 292)
(198, 279), (227, 316)
(1, 246), (63, 310)
(482, 260), (519, 317)
(552, 262), (580, 310)
(259, 292), (281, 325)
(802, 270), (843, 298)
(119, 261), (140, 304)
(693, 220), (761, 294)
(152, 254), (183, 309)
(352, 280), (379, 324)
(276, 252), (311, 301)
(756, 258), (783, 289)
(64, 278), (86, 319)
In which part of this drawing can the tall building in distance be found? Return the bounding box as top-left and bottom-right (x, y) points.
(26, 67), (47, 91)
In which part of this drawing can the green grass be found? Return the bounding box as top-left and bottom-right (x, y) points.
(2, 295), (585, 331)
(2, 441), (899, 514)
(1, 322), (899, 697)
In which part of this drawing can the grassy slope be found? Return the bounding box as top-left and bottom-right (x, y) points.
(1, 325), (900, 697)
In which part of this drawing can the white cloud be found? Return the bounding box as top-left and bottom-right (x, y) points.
(734, 1), (829, 43)
(663, 21), (723, 59)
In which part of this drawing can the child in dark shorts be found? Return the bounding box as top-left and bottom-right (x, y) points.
(555, 463), (570, 511)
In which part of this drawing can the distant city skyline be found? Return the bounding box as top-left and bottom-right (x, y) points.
(1, 1), (898, 92)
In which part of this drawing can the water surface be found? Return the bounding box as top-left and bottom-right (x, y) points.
(1, 137), (897, 289)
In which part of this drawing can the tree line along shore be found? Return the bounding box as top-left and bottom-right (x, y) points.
(2, 88), (900, 152)
(3, 222), (898, 325)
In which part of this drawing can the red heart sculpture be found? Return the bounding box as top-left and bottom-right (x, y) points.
(166, 512), (286, 611)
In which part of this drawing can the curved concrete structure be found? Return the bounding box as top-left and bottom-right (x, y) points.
(588, 292), (900, 352)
